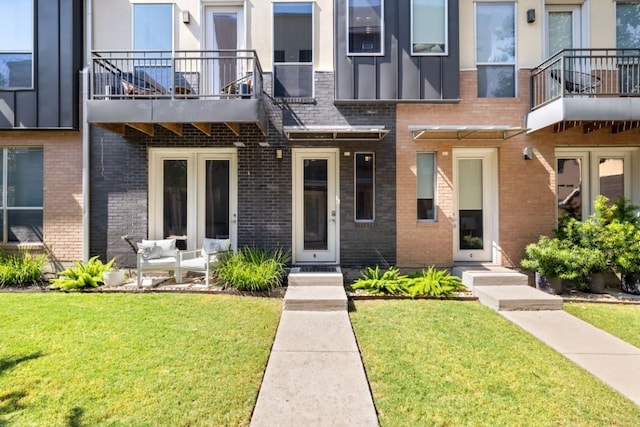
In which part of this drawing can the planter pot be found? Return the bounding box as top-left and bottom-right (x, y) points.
(589, 272), (606, 294)
(103, 270), (126, 287)
(621, 272), (640, 295)
(535, 272), (563, 295)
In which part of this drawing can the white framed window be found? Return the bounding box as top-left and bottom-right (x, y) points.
(348, 0), (384, 56)
(355, 152), (375, 222)
(417, 152), (436, 221)
(411, 0), (447, 55)
(0, 0), (34, 89)
(475, 2), (516, 98)
(616, 2), (640, 93)
(0, 147), (43, 242)
(273, 2), (314, 97)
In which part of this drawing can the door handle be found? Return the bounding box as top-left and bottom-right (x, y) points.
(330, 210), (336, 221)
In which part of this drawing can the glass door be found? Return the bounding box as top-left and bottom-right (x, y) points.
(293, 149), (339, 263)
(206, 7), (245, 96)
(453, 148), (497, 262)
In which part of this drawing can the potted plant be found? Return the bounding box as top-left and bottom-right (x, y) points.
(102, 258), (126, 287)
(521, 236), (566, 294)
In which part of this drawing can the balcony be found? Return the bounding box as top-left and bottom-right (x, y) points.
(87, 50), (267, 136)
(527, 49), (640, 134)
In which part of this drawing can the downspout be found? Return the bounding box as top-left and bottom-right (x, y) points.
(82, 0), (93, 262)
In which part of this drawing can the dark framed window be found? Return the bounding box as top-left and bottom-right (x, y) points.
(274, 3), (313, 97)
(0, 147), (43, 242)
(355, 153), (375, 221)
(0, 0), (34, 89)
(411, 0), (447, 55)
(348, 0), (383, 55)
(417, 152), (436, 221)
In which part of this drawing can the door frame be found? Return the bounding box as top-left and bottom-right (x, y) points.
(544, 4), (587, 57)
(452, 147), (499, 263)
(292, 148), (340, 264)
(148, 148), (238, 250)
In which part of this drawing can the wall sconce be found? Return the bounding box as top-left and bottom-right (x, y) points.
(233, 141), (245, 148)
(276, 149), (283, 159)
(526, 9), (535, 24)
(259, 142), (270, 148)
(182, 10), (190, 24)
(523, 146), (533, 160)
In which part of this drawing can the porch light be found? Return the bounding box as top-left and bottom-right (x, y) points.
(259, 142), (271, 148)
(523, 146), (533, 160)
(182, 10), (190, 24)
(233, 141), (245, 147)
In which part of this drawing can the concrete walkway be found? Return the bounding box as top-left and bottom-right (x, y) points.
(502, 310), (640, 406)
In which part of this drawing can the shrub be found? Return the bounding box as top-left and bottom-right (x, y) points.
(352, 265), (466, 297)
(406, 266), (466, 297)
(352, 266), (410, 296)
(215, 247), (290, 292)
(0, 253), (46, 287)
(49, 256), (115, 291)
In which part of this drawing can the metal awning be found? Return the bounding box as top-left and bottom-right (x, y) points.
(284, 125), (389, 141)
(410, 125), (528, 141)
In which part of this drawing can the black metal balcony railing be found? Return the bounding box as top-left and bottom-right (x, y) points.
(530, 48), (640, 110)
(91, 50), (263, 100)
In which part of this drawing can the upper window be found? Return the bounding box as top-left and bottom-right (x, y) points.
(617, 2), (640, 48)
(0, 147), (43, 243)
(274, 3), (313, 97)
(417, 153), (436, 221)
(0, 0), (33, 89)
(133, 4), (173, 90)
(411, 0), (447, 55)
(348, 0), (383, 55)
(475, 2), (516, 98)
(355, 153), (375, 221)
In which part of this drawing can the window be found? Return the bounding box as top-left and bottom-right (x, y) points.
(411, 0), (447, 55)
(355, 153), (374, 221)
(616, 2), (640, 93)
(274, 3), (313, 97)
(0, 148), (43, 243)
(348, 0), (383, 55)
(133, 4), (173, 90)
(476, 2), (515, 97)
(417, 153), (436, 221)
(0, 0), (33, 89)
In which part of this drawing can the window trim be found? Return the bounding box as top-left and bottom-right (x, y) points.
(417, 152), (437, 222)
(0, 0), (35, 90)
(273, 2), (315, 98)
(347, 0), (385, 56)
(410, 0), (448, 56)
(474, 1), (517, 98)
(354, 152), (375, 222)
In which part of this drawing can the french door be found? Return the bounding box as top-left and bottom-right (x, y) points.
(149, 148), (237, 250)
(292, 148), (339, 264)
(453, 148), (498, 263)
(205, 7), (245, 95)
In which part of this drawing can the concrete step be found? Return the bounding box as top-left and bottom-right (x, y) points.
(474, 285), (563, 311)
(283, 285), (348, 311)
(453, 265), (528, 288)
(288, 268), (344, 287)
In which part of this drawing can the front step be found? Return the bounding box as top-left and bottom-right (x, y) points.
(288, 270), (343, 287)
(474, 285), (563, 311)
(283, 284), (347, 311)
(453, 265), (528, 289)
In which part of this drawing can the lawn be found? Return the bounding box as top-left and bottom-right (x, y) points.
(565, 302), (640, 348)
(350, 300), (640, 427)
(0, 293), (281, 427)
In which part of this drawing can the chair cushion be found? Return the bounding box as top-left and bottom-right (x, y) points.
(138, 241), (161, 260)
(141, 239), (176, 258)
(202, 238), (231, 256)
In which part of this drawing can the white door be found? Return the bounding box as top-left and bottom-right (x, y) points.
(453, 148), (498, 263)
(205, 7), (245, 95)
(545, 5), (583, 56)
(293, 148), (339, 264)
(149, 148), (238, 250)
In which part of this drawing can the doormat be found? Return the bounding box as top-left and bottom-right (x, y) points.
(297, 265), (340, 273)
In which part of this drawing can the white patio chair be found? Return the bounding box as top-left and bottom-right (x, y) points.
(179, 238), (231, 287)
(136, 238), (181, 286)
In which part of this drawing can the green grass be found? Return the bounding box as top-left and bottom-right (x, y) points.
(350, 300), (640, 426)
(0, 293), (281, 426)
(565, 302), (640, 348)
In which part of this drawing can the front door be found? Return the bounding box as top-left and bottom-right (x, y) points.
(149, 148), (238, 250)
(293, 148), (339, 264)
(205, 7), (245, 95)
(453, 148), (498, 263)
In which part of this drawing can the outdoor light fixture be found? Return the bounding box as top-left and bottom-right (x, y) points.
(526, 9), (535, 24)
(523, 146), (533, 160)
(182, 10), (190, 24)
(276, 149), (283, 159)
(233, 141), (245, 147)
(259, 142), (271, 148)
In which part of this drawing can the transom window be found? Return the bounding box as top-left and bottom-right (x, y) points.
(411, 0), (447, 55)
(0, 0), (33, 89)
(274, 3), (313, 97)
(417, 152), (436, 221)
(475, 2), (516, 98)
(355, 153), (375, 221)
(0, 147), (43, 243)
(348, 0), (383, 55)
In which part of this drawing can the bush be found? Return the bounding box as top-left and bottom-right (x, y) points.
(352, 265), (466, 297)
(49, 256), (115, 291)
(0, 253), (46, 287)
(352, 266), (410, 296)
(406, 266), (466, 297)
(215, 247), (290, 292)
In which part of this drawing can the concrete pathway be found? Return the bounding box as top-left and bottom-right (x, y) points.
(502, 310), (640, 406)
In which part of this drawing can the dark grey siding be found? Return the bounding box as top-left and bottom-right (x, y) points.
(0, 0), (82, 129)
(335, 0), (459, 101)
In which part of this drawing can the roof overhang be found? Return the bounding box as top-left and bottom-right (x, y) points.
(409, 125), (528, 141)
(284, 125), (389, 141)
